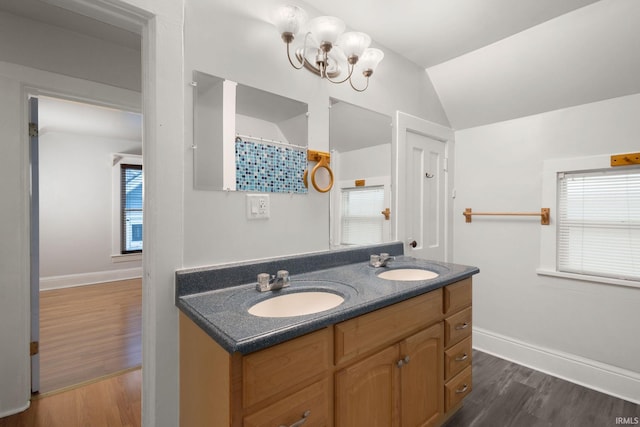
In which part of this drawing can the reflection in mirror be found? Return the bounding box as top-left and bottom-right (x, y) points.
(329, 99), (393, 247)
(192, 71), (308, 192)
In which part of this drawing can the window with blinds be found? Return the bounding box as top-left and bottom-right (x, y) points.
(340, 186), (385, 245)
(557, 168), (640, 281)
(121, 164), (143, 253)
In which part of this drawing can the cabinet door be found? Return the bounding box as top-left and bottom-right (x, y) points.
(400, 323), (443, 427)
(335, 344), (401, 427)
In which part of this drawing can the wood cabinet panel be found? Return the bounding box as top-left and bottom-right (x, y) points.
(444, 306), (472, 348)
(399, 322), (443, 427)
(335, 344), (401, 427)
(243, 328), (331, 408)
(244, 378), (331, 427)
(445, 336), (472, 380)
(335, 289), (443, 366)
(445, 366), (472, 411)
(443, 278), (472, 315)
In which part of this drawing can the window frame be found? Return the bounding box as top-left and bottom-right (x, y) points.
(112, 154), (143, 261)
(538, 154), (640, 288)
(331, 175), (391, 247)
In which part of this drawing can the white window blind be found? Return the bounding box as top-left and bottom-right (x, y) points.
(557, 168), (640, 281)
(341, 186), (385, 245)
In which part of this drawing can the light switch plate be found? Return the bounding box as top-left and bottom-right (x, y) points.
(246, 194), (270, 220)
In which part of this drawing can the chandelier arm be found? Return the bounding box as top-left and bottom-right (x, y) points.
(286, 41), (305, 70)
(286, 32), (314, 70)
(325, 63), (355, 85)
(349, 74), (370, 92)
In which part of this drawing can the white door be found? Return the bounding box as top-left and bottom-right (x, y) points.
(396, 112), (454, 261)
(29, 96), (40, 393)
(406, 132), (446, 260)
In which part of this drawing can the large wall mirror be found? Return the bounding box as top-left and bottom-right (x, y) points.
(329, 98), (394, 247)
(192, 71), (308, 193)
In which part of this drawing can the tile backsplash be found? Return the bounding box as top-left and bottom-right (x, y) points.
(235, 138), (307, 193)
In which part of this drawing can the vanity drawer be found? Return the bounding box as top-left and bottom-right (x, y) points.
(443, 278), (472, 315)
(244, 378), (330, 427)
(444, 306), (472, 348)
(444, 336), (472, 380)
(445, 366), (472, 411)
(334, 289), (443, 366)
(243, 328), (331, 408)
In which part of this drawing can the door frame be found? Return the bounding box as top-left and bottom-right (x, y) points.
(25, 88), (142, 393)
(15, 0), (154, 420)
(394, 111), (455, 260)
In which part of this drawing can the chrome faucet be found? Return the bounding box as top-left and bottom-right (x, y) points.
(370, 253), (395, 268)
(256, 270), (291, 292)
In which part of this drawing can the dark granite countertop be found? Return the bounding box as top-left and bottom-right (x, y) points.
(176, 243), (479, 354)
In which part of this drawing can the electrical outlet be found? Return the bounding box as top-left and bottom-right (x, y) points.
(246, 194), (270, 220)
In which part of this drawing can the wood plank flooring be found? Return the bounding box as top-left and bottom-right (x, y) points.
(39, 279), (142, 394)
(444, 350), (640, 427)
(0, 369), (141, 427)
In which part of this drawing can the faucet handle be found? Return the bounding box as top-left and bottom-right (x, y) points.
(277, 270), (291, 287)
(256, 273), (270, 292)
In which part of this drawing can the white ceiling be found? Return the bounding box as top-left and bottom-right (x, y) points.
(0, 0), (140, 50)
(304, 0), (600, 68)
(38, 96), (142, 142)
(3, 0), (639, 130)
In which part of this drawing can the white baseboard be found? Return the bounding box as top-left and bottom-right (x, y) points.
(39, 267), (142, 290)
(0, 401), (30, 419)
(473, 327), (640, 405)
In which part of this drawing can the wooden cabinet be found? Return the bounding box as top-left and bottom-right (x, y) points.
(400, 324), (444, 427)
(334, 293), (444, 427)
(179, 277), (473, 427)
(334, 323), (443, 427)
(443, 279), (473, 412)
(335, 344), (401, 427)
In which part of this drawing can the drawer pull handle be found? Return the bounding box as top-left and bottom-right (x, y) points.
(456, 384), (468, 394)
(280, 410), (310, 427)
(455, 353), (468, 362)
(455, 322), (470, 330)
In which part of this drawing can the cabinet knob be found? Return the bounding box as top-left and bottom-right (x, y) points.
(397, 355), (410, 368)
(408, 240), (417, 248)
(280, 410), (311, 427)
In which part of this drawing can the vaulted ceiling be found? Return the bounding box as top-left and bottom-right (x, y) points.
(3, 0), (639, 130)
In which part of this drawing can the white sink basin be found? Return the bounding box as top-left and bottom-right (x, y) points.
(248, 291), (345, 318)
(377, 268), (439, 281)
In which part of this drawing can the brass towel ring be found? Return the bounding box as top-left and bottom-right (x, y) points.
(304, 149), (334, 193)
(310, 156), (334, 193)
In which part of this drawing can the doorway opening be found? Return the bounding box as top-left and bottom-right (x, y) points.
(31, 94), (143, 395)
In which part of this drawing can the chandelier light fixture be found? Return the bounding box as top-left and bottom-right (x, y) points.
(271, 4), (384, 92)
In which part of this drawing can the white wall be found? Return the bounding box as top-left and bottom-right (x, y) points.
(453, 93), (640, 402)
(336, 143), (391, 182)
(38, 130), (142, 288)
(0, 9), (141, 92)
(182, 0), (448, 267)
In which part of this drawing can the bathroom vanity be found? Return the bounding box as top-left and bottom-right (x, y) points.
(176, 243), (478, 426)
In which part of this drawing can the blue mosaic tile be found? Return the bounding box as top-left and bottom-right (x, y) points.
(235, 138), (308, 193)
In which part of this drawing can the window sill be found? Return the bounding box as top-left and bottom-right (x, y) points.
(112, 253), (142, 263)
(536, 268), (640, 289)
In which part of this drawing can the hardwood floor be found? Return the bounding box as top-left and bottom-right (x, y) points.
(39, 279), (142, 394)
(0, 369), (141, 427)
(444, 350), (640, 427)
